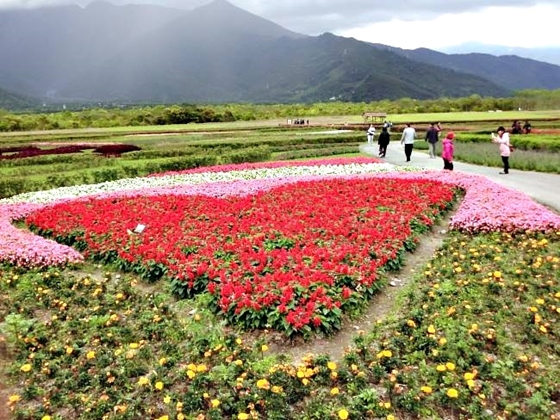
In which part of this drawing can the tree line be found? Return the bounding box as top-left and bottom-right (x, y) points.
(1, 89), (559, 132)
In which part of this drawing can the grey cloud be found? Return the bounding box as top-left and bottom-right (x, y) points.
(0, 0), (555, 35)
(230, 0), (550, 33)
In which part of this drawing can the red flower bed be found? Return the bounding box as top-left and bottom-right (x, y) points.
(26, 177), (456, 335)
(0, 143), (141, 160)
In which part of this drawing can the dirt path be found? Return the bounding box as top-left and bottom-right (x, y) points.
(268, 215), (450, 364)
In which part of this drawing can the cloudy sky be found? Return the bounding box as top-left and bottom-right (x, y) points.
(1, 0), (559, 50)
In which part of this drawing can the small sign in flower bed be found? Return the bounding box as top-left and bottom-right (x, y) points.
(26, 177), (457, 336)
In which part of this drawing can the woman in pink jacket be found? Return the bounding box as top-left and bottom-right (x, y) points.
(441, 131), (455, 171)
(491, 126), (512, 174)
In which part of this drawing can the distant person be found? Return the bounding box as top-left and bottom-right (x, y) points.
(383, 120), (393, 132)
(400, 123), (416, 162)
(511, 120), (522, 134)
(425, 122), (441, 158)
(441, 131), (455, 171)
(523, 120), (532, 134)
(367, 124), (376, 145)
(377, 126), (391, 157)
(491, 126), (512, 174)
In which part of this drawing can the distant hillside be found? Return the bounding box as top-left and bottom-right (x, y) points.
(4, 0), (559, 105)
(441, 43), (560, 67)
(0, 87), (40, 111)
(374, 45), (560, 91)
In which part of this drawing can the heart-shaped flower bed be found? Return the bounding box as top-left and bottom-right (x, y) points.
(26, 176), (456, 335)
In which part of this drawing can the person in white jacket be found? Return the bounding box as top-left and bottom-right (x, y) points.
(400, 123), (416, 162)
(367, 124), (376, 145)
(491, 126), (512, 174)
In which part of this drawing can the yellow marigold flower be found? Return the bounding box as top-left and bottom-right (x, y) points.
(155, 381), (164, 390)
(234, 359), (243, 366)
(8, 394), (21, 403)
(539, 325), (548, 333)
(236, 338), (243, 345)
(330, 387), (340, 395)
(464, 372), (475, 380)
(421, 386), (432, 394)
(86, 351), (96, 360)
(138, 376), (149, 386)
(535, 298), (545, 305)
(383, 402), (391, 409)
(157, 416), (169, 420)
(129, 342), (139, 349)
(331, 371), (338, 379)
(447, 388), (459, 398)
(338, 408), (349, 419)
(436, 364), (447, 372)
(387, 416), (395, 420)
(302, 378), (309, 386)
(427, 325), (436, 334)
(327, 361), (337, 370)
(65, 346), (74, 355)
(256, 379), (270, 390)
(187, 363), (197, 371)
(159, 357), (167, 366)
(41, 416), (52, 420)
(238, 413), (249, 420)
(20, 363), (32, 372)
(493, 271), (502, 278)
(466, 379), (475, 388)
(407, 319), (417, 327)
(196, 364), (208, 372)
(439, 337), (447, 346)
(163, 395), (171, 404)
(271, 386), (283, 394)
(187, 370), (196, 379)
(211, 399), (220, 408)
(445, 362), (456, 371)
(261, 344), (269, 352)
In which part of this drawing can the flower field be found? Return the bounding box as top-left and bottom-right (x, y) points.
(1, 157), (559, 419)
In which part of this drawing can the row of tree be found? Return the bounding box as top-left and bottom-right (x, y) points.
(1, 90), (559, 132)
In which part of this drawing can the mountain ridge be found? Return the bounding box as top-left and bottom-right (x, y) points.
(0, 0), (558, 108)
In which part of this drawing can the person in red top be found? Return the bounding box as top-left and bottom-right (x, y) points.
(441, 131), (455, 171)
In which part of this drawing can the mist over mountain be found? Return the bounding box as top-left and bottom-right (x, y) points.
(0, 0), (559, 109)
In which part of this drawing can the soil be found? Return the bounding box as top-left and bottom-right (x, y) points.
(267, 214), (451, 364)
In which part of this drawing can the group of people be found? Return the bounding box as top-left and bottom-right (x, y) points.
(511, 120), (532, 135)
(366, 121), (514, 174)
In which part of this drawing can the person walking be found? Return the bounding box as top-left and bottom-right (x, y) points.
(367, 124), (376, 145)
(425, 122), (441, 158)
(400, 123), (416, 162)
(491, 126), (512, 174)
(377, 126), (391, 157)
(441, 131), (455, 171)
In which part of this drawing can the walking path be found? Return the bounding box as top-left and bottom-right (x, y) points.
(361, 141), (560, 212)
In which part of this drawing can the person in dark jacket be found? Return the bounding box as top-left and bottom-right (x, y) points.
(377, 126), (391, 157)
(425, 122), (441, 158)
